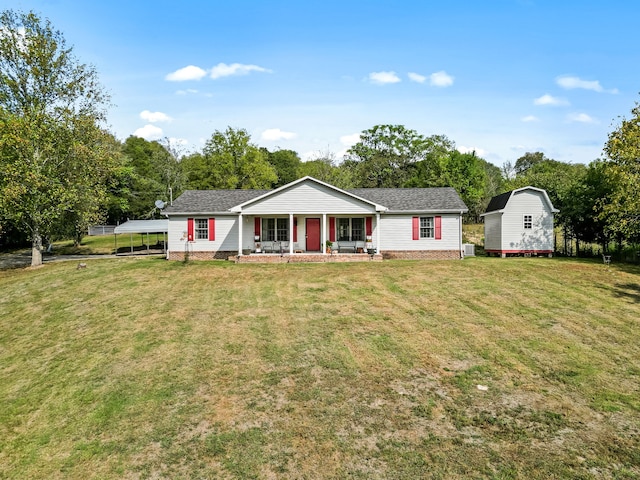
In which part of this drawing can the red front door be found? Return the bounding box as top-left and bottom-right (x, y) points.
(306, 218), (321, 251)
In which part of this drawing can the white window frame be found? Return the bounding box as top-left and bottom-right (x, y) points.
(420, 216), (434, 238)
(195, 218), (209, 240)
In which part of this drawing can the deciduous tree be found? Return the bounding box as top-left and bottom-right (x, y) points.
(0, 10), (113, 265)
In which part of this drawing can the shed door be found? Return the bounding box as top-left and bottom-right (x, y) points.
(306, 218), (321, 252)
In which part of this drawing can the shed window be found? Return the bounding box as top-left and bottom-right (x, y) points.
(524, 215), (532, 229)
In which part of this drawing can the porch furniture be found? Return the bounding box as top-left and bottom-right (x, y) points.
(603, 254), (611, 266)
(280, 241), (289, 254)
(337, 241), (356, 253)
(294, 243), (303, 253)
(262, 241), (274, 253)
(355, 241), (366, 253)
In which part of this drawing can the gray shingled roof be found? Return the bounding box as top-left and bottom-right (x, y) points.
(164, 184), (467, 214)
(349, 187), (467, 212)
(163, 189), (268, 214)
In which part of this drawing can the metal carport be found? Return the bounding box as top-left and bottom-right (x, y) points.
(113, 220), (168, 255)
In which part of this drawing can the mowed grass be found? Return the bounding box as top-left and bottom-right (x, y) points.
(1, 257), (639, 479)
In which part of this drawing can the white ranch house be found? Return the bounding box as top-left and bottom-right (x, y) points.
(481, 186), (559, 257)
(162, 176), (468, 262)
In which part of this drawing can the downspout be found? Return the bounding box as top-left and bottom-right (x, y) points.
(459, 211), (464, 259)
(238, 212), (243, 255)
(376, 212), (381, 254)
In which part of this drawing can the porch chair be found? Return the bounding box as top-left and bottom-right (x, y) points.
(262, 241), (274, 253)
(602, 253), (611, 266)
(279, 241), (289, 254)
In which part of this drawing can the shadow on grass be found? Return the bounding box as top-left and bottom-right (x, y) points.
(614, 283), (640, 303)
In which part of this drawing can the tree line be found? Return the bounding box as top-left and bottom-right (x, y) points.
(1, 10), (639, 265)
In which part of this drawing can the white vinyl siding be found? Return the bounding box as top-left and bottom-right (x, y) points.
(380, 214), (460, 251)
(242, 182), (375, 215)
(484, 189), (555, 252)
(167, 216), (238, 253)
(483, 213), (502, 251)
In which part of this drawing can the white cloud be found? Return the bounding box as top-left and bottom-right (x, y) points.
(457, 146), (486, 156)
(340, 133), (361, 146)
(556, 75), (603, 92)
(521, 115), (539, 122)
(556, 75), (618, 94)
(261, 128), (296, 141)
(408, 72), (427, 84)
(210, 62), (272, 79)
(165, 65), (208, 81)
(140, 110), (172, 123)
(368, 71), (401, 85)
(176, 89), (199, 95)
(534, 94), (569, 106)
(133, 124), (163, 141)
(429, 71), (454, 87)
(567, 112), (596, 123)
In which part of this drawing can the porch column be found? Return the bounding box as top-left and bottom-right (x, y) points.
(322, 213), (327, 255)
(289, 213), (294, 254)
(376, 212), (381, 254)
(238, 213), (243, 254)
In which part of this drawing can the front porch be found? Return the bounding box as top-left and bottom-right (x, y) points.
(230, 252), (383, 264)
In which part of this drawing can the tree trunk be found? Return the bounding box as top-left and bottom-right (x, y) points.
(31, 232), (43, 267)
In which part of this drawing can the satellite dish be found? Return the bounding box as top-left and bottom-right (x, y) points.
(155, 200), (166, 209)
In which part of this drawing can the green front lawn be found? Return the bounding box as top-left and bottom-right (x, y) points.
(1, 257), (638, 478)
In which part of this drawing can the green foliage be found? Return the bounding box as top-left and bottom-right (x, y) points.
(602, 101), (640, 239)
(0, 10), (113, 263)
(345, 125), (454, 188)
(185, 127), (277, 189)
(264, 148), (302, 187)
(298, 152), (354, 189)
(120, 136), (181, 220)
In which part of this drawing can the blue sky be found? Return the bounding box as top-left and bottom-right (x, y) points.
(4, 0), (639, 166)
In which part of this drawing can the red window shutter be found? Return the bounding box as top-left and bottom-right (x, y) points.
(293, 217), (298, 242)
(187, 218), (194, 241)
(254, 217), (261, 237)
(366, 216), (372, 236)
(435, 216), (442, 240)
(412, 217), (419, 240)
(329, 217), (336, 242)
(209, 218), (216, 241)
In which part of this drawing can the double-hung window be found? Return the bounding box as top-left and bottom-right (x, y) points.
(523, 215), (532, 229)
(262, 218), (289, 241)
(195, 219), (209, 239)
(337, 217), (365, 241)
(420, 217), (434, 238)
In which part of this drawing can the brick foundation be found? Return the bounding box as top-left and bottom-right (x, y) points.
(168, 250), (236, 261)
(233, 253), (383, 263)
(168, 250), (461, 262)
(381, 250), (462, 260)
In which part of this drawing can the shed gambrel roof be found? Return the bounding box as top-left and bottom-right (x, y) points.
(163, 178), (468, 215)
(484, 191), (512, 213)
(483, 186), (559, 215)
